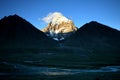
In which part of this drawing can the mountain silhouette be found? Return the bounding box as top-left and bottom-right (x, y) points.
(0, 15), (57, 49)
(63, 21), (120, 53)
(0, 15), (120, 77)
(0, 15), (120, 53)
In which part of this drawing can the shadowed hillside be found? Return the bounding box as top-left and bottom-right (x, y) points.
(63, 21), (120, 53)
(0, 15), (120, 80)
(0, 15), (58, 49)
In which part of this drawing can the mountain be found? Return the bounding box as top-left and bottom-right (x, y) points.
(63, 21), (120, 53)
(42, 14), (77, 41)
(0, 14), (120, 73)
(0, 15), (57, 49)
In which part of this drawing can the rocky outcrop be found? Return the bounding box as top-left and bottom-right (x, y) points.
(42, 14), (77, 41)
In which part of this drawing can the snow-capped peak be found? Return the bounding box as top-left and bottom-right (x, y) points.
(50, 13), (71, 25)
(42, 12), (71, 26)
(42, 12), (77, 41)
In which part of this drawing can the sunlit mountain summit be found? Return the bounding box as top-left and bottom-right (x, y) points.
(0, 14), (120, 80)
(42, 12), (77, 41)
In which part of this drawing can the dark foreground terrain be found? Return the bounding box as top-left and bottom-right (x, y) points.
(0, 48), (120, 80)
(1, 72), (120, 80)
(0, 15), (120, 80)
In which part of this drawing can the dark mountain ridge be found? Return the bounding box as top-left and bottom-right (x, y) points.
(0, 15), (120, 74)
(0, 14), (120, 52)
(63, 21), (120, 53)
(0, 15), (57, 49)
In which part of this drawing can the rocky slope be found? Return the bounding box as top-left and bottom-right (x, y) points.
(42, 14), (77, 41)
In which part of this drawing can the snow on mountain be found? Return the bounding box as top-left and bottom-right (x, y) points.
(50, 13), (71, 25)
(42, 12), (77, 41)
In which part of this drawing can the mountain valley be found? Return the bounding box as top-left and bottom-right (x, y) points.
(0, 14), (120, 80)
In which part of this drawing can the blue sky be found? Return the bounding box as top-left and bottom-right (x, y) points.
(0, 0), (120, 30)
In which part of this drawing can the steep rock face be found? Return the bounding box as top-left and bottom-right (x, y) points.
(0, 15), (57, 49)
(42, 15), (77, 41)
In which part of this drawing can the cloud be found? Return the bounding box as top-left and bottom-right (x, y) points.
(42, 12), (63, 23)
